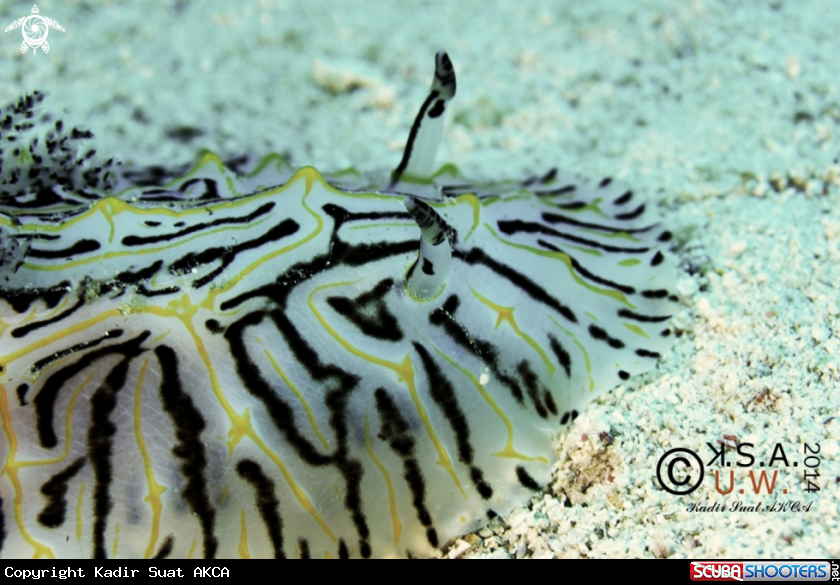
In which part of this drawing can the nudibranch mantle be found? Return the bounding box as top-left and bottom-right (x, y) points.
(0, 51), (677, 559)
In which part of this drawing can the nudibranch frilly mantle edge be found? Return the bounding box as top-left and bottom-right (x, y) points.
(0, 51), (677, 559)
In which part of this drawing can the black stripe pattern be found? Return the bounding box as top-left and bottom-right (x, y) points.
(0, 52), (676, 559)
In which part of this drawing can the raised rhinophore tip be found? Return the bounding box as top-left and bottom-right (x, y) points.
(404, 195), (452, 300)
(389, 50), (456, 188)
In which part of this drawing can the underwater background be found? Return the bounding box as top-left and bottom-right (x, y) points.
(0, 0), (837, 558)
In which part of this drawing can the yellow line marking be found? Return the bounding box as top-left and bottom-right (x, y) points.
(0, 310), (122, 368)
(469, 288), (556, 377)
(244, 152), (287, 178)
(198, 171), (326, 311)
(579, 228), (640, 242)
(22, 219), (270, 272)
(568, 245), (603, 257)
(141, 294), (336, 543)
(431, 346), (547, 463)
(265, 349), (330, 450)
(112, 522), (120, 557)
(623, 322), (650, 339)
(0, 383), (54, 558)
(238, 509), (251, 559)
(551, 196), (606, 216)
(15, 371), (93, 469)
(76, 482), (85, 542)
(308, 280), (464, 497)
(364, 415), (401, 547)
(453, 193), (480, 242)
(39, 294), (74, 322)
(133, 359), (168, 559)
(349, 222), (415, 230)
(484, 224), (635, 309)
(549, 317), (595, 391)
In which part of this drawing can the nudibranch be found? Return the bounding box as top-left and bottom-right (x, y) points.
(0, 51), (677, 559)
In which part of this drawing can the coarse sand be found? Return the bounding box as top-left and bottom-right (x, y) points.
(1, 0), (836, 558)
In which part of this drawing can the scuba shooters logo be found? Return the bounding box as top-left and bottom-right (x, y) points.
(691, 562), (744, 582)
(690, 561), (833, 582)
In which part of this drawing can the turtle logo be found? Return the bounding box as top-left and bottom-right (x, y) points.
(5, 5), (65, 55)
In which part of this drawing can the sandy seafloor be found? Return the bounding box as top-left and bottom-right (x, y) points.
(1, 0), (837, 559)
